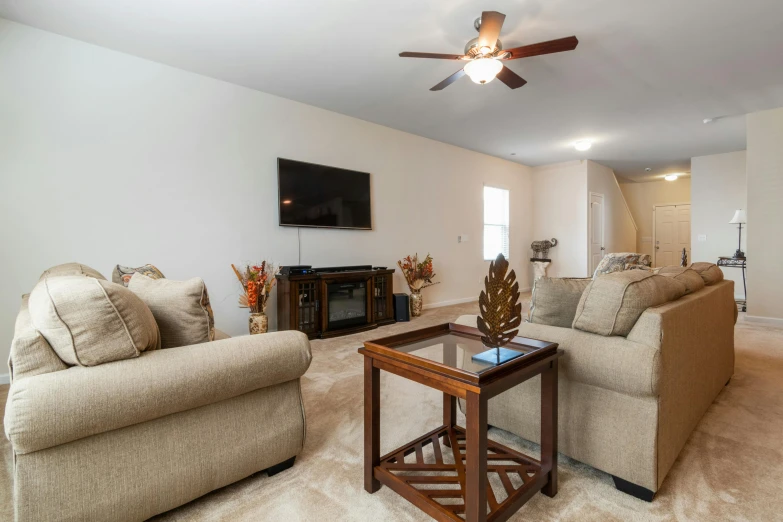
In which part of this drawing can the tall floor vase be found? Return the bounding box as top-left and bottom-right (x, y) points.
(409, 290), (423, 317)
(249, 312), (268, 334)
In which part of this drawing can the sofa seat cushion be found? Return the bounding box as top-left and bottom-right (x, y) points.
(28, 276), (160, 366)
(455, 315), (659, 397)
(4, 331), (312, 454)
(573, 271), (688, 337)
(657, 266), (706, 294)
(128, 273), (215, 348)
(689, 262), (725, 285)
(39, 262), (106, 281)
(528, 277), (591, 328)
(9, 295), (68, 381)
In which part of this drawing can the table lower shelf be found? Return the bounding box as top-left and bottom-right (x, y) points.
(375, 425), (549, 522)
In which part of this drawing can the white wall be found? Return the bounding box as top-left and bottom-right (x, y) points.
(586, 161), (637, 259)
(531, 161), (588, 277)
(620, 178), (691, 258)
(746, 108), (783, 321)
(0, 19), (534, 368)
(691, 151), (747, 299)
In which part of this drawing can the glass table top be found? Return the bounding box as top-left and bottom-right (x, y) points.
(383, 331), (544, 375)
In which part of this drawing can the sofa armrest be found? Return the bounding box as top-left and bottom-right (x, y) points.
(4, 331), (311, 454)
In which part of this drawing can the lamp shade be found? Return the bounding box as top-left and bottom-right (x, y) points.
(729, 209), (747, 224)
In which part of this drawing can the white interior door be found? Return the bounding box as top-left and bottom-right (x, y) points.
(590, 193), (605, 273)
(654, 204), (691, 267)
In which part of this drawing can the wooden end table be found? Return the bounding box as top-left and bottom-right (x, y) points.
(359, 323), (561, 522)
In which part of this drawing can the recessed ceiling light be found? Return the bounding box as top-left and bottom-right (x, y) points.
(510, 152), (516, 156)
(664, 174), (679, 181)
(574, 140), (592, 152)
(645, 167), (652, 172)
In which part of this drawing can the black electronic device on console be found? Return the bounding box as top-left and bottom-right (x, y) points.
(313, 265), (373, 273)
(393, 293), (410, 322)
(372, 266), (387, 270)
(280, 265), (313, 276)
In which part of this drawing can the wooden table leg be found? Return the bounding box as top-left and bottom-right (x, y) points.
(364, 357), (381, 493)
(465, 391), (488, 522)
(540, 358), (558, 497)
(443, 341), (457, 447)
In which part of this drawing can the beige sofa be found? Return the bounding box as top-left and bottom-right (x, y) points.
(5, 289), (312, 521)
(456, 279), (735, 500)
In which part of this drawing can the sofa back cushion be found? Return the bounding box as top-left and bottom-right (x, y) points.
(28, 276), (160, 366)
(39, 262), (106, 281)
(128, 273), (215, 348)
(657, 266), (706, 294)
(573, 270), (688, 336)
(8, 294), (68, 381)
(689, 262), (725, 286)
(528, 277), (591, 328)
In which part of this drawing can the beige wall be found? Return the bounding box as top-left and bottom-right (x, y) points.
(0, 20), (535, 375)
(531, 160), (636, 279)
(746, 108), (783, 321)
(587, 161), (637, 259)
(531, 161), (588, 278)
(620, 178), (691, 259)
(691, 151), (747, 299)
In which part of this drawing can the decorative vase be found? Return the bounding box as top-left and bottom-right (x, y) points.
(249, 312), (268, 335)
(410, 290), (423, 317)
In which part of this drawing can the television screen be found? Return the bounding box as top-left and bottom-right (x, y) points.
(277, 158), (372, 230)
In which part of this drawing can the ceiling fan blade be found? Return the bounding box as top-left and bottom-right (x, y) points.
(478, 11), (506, 50)
(496, 66), (527, 89)
(501, 36), (579, 60)
(399, 52), (467, 60)
(430, 69), (466, 91)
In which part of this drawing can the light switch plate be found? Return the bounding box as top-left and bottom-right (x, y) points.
(458, 235), (469, 243)
(698, 234), (707, 242)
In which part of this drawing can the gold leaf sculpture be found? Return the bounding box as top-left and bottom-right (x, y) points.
(477, 253), (522, 347)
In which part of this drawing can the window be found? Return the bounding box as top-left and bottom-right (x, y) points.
(483, 186), (509, 260)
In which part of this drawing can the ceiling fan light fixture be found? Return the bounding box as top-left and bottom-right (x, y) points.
(464, 57), (503, 84)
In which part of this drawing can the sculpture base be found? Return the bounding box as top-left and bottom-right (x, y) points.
(471, 347), (525, 366)
(530, 260), (551, 282)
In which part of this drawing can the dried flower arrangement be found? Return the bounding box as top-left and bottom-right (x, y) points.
(231, 262), (277, 314)
(397, 253), (439, 291)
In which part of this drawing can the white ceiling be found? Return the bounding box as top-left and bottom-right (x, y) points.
(2, 0), (783, 181)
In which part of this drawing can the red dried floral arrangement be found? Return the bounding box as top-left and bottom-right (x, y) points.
(231, 261), (277, 314)
(397, 253), (439, 292)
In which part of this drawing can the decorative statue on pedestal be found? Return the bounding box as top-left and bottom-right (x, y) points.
(530, 238), (558, 260)
(530, 238), (558, 281)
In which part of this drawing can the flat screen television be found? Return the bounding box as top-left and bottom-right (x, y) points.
(277, 158), (372, 230)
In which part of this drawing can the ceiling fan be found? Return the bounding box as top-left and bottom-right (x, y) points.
(399, 11), (578, 91)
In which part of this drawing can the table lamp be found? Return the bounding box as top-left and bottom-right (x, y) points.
(729, 209), (746, 258)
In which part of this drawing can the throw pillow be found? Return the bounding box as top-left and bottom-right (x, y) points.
(689, 262), (724, 286)
(528, 277), (592, 328)
(593, 253), (652, 278)
(28, 276), (160, 366)
(39, 262), (106, 281)
(112, 264), (166, 287)
(657, 266), (706, 294)
(128, 273), (215, 348)
(573, 270), (688, 336)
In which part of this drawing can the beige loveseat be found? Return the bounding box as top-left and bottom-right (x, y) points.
(456, 278), (735, 500)
(5, 270), (312, 521)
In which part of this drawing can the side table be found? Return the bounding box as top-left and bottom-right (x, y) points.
(359, 323), (562, 522)
(717, 256), (746, 312)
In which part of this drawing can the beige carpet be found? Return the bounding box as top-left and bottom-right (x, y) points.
(3, 297), (783, 521)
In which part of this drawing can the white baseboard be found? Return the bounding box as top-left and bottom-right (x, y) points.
(0, 374), (9, 385)
(422, 288), (531, 311)
(744, 315), (783, 327)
